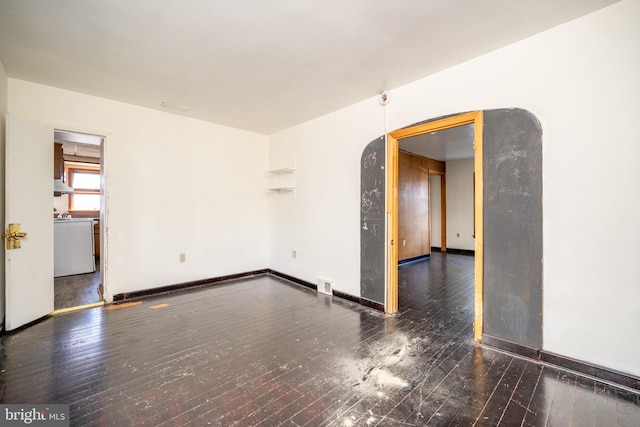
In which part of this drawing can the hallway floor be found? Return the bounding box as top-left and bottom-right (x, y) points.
(54, 260), (101, 310)
(1, 254), (638, 425)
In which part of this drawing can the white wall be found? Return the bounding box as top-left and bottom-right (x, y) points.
(268, 101), (385, 297)
(269, 0), (640, 376)
(0, 58), (8, 329)
(446, 159), (475, 251)
(53, 194), (69, 214)
(8, 79), (269, 300)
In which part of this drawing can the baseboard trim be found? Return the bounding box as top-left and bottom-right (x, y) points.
(331, 289), (357, 303)
(332, 290), (385, 312)
(482, 334), (540, 360)
(112, 269), (270, 302)
(398, 254), (430, 267)
(482, 334), (640, 392)
(445, 248), (475, 256)
(540, 350), (640, 392)
(430, 247), (475, 256)
(268, 270), (317, 291)
(269, 270), (386, 313)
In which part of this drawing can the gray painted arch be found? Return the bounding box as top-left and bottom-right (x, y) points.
(360, 108), (543, 349)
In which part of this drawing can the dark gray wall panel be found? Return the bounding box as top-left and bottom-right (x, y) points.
(483, 108), (543, 348)
(360, 136), (386, 304)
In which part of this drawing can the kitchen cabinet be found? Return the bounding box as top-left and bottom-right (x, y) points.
(54, 143), (64, 179)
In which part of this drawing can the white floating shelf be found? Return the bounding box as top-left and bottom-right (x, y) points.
(267, 167), (296, 192)
(269, 187), (296, 192)
(267, 168), (296, 174)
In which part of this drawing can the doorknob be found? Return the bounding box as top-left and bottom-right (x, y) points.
(2, 223), (28, 250)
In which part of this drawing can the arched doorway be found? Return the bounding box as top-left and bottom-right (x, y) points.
(361, 108), (543, 350)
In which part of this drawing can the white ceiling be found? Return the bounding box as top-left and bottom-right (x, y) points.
(0, 0), (619, 135)
(399, 124), (475, 161)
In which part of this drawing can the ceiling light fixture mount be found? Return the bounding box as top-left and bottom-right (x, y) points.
(378, 91), (391, 106)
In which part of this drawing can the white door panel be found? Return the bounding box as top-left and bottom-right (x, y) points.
(5, 113), (54, 330)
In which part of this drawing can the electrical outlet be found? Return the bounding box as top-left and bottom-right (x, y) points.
(292, 250), (297, 259)
(179, 253), (186, 262)
(402, 239), (406, 247)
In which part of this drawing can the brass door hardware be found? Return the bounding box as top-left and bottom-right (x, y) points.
(2, 223), (28, 250)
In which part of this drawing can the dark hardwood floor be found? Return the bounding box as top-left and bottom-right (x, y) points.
(1, 253), (638, 425)
(54, 259), (101, 310)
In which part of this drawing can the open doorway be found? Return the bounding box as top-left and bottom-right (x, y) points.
(53, 130), (104, 311)
(398, 123), (476, 256)
(361, 108), (542, 349)
(386, 111), (484, 340)
(395, 121), (476, 328)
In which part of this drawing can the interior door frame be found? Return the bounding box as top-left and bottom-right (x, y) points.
(386, 110), (484, 341)
(52, 127), (109, 312)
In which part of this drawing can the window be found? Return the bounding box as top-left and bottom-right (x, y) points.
(66, 161), (101, 211)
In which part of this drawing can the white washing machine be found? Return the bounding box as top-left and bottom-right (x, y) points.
(54, 218), (95, 277)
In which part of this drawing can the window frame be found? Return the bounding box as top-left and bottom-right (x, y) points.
(65, 161), (101, 212)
